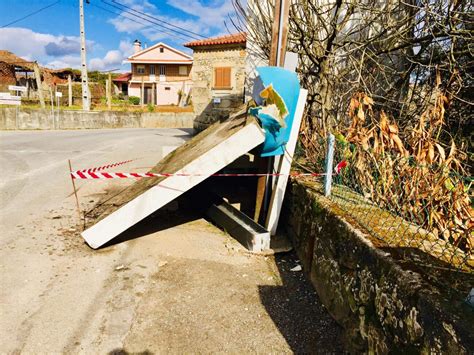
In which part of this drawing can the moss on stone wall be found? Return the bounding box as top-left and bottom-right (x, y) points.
(282, 179), (474, 353)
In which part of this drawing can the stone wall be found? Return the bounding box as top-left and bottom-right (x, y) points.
(282, 179), (474, 353)
(191, 45), (246, 132)
(0, 107), (193, 130)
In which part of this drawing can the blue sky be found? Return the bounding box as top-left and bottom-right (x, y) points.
(0, 0), (241, 71)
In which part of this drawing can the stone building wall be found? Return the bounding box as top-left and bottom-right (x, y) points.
(191, 45), (246, 131)
(281, 179), (474, 353)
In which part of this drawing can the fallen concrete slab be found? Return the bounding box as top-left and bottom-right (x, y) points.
(82, 112), (266, 249)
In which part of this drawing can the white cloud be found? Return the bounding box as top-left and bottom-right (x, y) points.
(108, 0), (241, 45)
(119, 40), (135, 57)
(0, 27), (58, 59)
(0, 27), (96, 69)
(46, 55), (82, 69)
(89, 50), (121, 70)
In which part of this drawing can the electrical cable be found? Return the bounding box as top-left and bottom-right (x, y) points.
(110, 0), (205, 39)
(100, 0), (202, 40)
(89, 2), (191, 42)
(1, 0), (61, 28)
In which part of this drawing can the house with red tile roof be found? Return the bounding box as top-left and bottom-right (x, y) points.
(112, 72), (132, 96)
(126, 41), (193, 106)
(184, 33), (246, 131)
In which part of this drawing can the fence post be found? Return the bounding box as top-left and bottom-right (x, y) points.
(324, 133), (335, 197)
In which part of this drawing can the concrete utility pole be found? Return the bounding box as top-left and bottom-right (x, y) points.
(79, 0), (91, 111)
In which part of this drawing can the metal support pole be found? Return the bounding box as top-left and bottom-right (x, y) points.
(324, 134), (335, 197)
(79, 0), (90, 111)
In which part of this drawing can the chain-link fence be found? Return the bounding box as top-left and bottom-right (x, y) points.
(305, 134), (473, 296)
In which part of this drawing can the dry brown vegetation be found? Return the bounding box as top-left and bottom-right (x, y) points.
(235, 0), (473, 255)
(340, 81), (472, 251)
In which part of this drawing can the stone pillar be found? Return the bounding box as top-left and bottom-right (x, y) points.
(68, 75), (73, 107)
(33, 62), (45, 108)
(107, 72), (112, 110)
(141, 77), (144, 107)
(152, 82), (155, 105)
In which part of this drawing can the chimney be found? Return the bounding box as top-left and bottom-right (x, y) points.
(133, 39), (142, 53)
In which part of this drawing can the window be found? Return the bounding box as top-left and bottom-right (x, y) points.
(149, 65), (155, 75)
(165, 87), (171, 91)
(159, 65), (166, 76)
(136, 65), (145, 74)
(159, 47), (164, 53)
(178, 66), (187, 75)
(214, 67), (231, 89)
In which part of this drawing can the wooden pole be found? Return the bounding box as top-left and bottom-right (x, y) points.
(33, 62), (45, 108)
(269, 0), (282, 66)
(254, 0), (290, 223)
(68, 159), (82, 222)
(107, 72), (112, 110)
(278, 0), (290, 67)
(68, 74), (73, 107)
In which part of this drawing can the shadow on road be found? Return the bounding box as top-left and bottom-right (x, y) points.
(258, 251), (346, 354)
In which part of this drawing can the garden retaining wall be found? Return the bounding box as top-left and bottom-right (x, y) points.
(0, 108), (194, 130)
(282, 179), (474, 353)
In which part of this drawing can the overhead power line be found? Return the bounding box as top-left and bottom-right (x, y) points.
(100, 0), (204, 40)
(1, 0), (61, 28)
(110, 0), (205, 39)
(90, 3), (191, 42)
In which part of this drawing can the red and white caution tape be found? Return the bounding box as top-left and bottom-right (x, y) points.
(77, 159), (134, 174)
(71, 171), (327, 179)
(71, 161), (348, 180)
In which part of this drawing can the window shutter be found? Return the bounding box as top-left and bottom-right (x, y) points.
(222, 67), (231, 88)
(214, 67), (231, 89)
(214, 67), (222, 88)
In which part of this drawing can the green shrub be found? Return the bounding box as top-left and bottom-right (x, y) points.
(129, 96), (140, 105)
(147, 103), (154, 112)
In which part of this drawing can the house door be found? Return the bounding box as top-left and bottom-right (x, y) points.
(144, 87), (153, 104)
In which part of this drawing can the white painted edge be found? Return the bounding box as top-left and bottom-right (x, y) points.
(82, 121), (266, 249)
(265, 89), (308, 236)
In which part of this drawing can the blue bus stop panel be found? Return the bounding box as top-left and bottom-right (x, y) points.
(254, 66), (300, 157)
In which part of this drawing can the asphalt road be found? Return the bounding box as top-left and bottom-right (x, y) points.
(0, 128), (343, 353)
(0, 128), (191, 247)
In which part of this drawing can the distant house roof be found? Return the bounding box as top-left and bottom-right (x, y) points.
(0, 50), (34, 71)
(113, 72), (132, 82)
(184, 32), (246, 48)
(127, 42), (193, 64)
